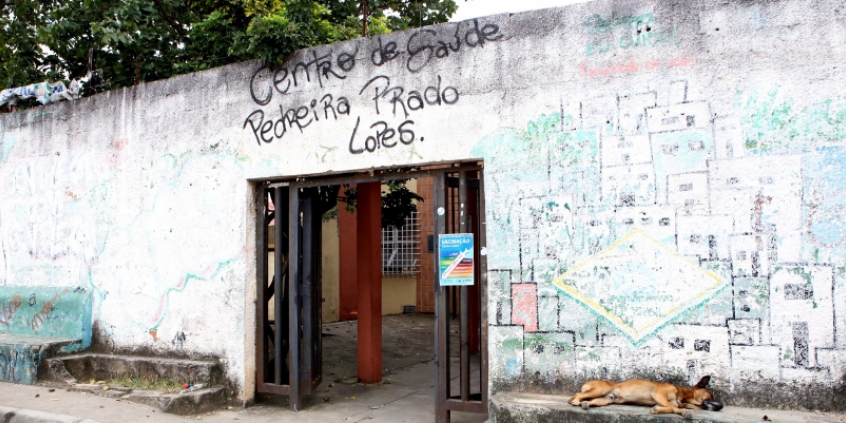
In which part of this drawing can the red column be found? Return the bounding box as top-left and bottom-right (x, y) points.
(357, 182), (382, 383)
(339, 188), (359, 321)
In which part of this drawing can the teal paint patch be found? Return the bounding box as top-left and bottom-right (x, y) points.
(0, 121), (16, 163)
(548, 130), (599, 169)
(505, 358), (520, 378)
(803, 148), (846, 260)
(523, 331), (575, 381)
(0, 286), (93, 348)
(0, 343), (39, 384)
(471, 113), (562, 171)
(0, 335), (81, 384)
(732, 278), (770, 321)
(739, 89), (846, 152)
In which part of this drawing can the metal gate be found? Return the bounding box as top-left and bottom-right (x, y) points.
(255, 163), (488, 419)
(255, 185), (323, 411)
(434, 167), (488, 423)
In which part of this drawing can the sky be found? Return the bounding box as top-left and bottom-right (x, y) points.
(450, 0), (593, 22)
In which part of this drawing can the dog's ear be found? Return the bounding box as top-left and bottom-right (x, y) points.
(694, 376), (711, 389)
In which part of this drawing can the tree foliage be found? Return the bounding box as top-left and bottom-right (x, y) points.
(1, 0), (458, 106)
(2, 0), (441, 222)
(341, 178), (424, 228)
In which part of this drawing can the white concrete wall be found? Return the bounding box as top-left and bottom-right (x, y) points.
(2, 0), (846, 408)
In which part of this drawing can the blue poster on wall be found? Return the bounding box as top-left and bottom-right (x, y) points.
(439, 233), (474, 286)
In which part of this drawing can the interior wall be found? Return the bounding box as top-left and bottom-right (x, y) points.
(382, 275), (417, 315)
(322, 219), (341, 323)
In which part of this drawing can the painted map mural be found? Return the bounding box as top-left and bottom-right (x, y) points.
(475, 80), (846, 397)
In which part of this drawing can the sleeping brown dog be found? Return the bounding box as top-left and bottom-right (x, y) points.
(568, 376), (723, 419)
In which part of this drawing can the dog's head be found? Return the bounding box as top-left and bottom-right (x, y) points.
(690, 376), (724, 411)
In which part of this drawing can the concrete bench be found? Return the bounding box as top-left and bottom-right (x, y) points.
(0, 286), (93, 384)
(491, 391), (845, 423)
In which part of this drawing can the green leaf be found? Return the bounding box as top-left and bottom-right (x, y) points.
(1, 0), (457, 106)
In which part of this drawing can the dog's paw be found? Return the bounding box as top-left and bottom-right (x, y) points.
(581, 402), (590, 410)
(683, 410), (693, 420)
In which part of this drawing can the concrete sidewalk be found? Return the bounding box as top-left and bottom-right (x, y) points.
(0, 363), (484, 423)
(0, 404), (99, 423)
(0, 314), (487, 423)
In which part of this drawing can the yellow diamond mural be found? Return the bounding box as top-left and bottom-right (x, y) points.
(553, 229), (728, 346)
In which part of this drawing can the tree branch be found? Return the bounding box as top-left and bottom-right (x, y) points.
(149, 0), (187, 37)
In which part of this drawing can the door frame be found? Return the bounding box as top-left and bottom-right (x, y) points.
(252, 161), (488, 415)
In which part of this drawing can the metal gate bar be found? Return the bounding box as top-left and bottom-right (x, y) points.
(255, 188), (269, 391)
(288, 187), (301, 411)
(434, 173), (449, 423)
(301, 193), (314, 394)
(458, 171), (470, 403)
(310, 191), (323, 393)
(274, 187), (287, 386)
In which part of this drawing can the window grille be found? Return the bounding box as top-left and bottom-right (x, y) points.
(382, 212), (421, 275)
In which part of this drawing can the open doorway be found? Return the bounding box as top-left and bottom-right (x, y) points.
(254, 163), (487, 423)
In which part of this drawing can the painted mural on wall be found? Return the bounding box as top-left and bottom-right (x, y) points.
(0, 286), (93, 384)
(0, 112), (249, 354)
(0, 344), (41, 384)
(1, 0), (845, 402)
(0, 14), (511, 394)
(475, 80), (846, 391)
(0, 286), (92, 343)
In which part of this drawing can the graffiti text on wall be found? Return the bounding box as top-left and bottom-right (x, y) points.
(375, 19), (503, 73)
(583, 13), (679, 57)
(0, 294), (21, 327)
(243, 94), (351, 145)
(578, 56), (696, 79)
(349, 75), (459, 154)
(244, 18), (502, 152)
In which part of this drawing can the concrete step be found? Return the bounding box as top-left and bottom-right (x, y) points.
(44, 353), (227, 414)
(46, 353), (223, 387)
(490, 391), (846, 423)
(0, 334), (83, 384)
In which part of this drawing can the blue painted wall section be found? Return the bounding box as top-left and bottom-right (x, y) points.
(0, 286), (92, 384)
(0, 286), (93, 347)
(0, 343), (41, 384)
